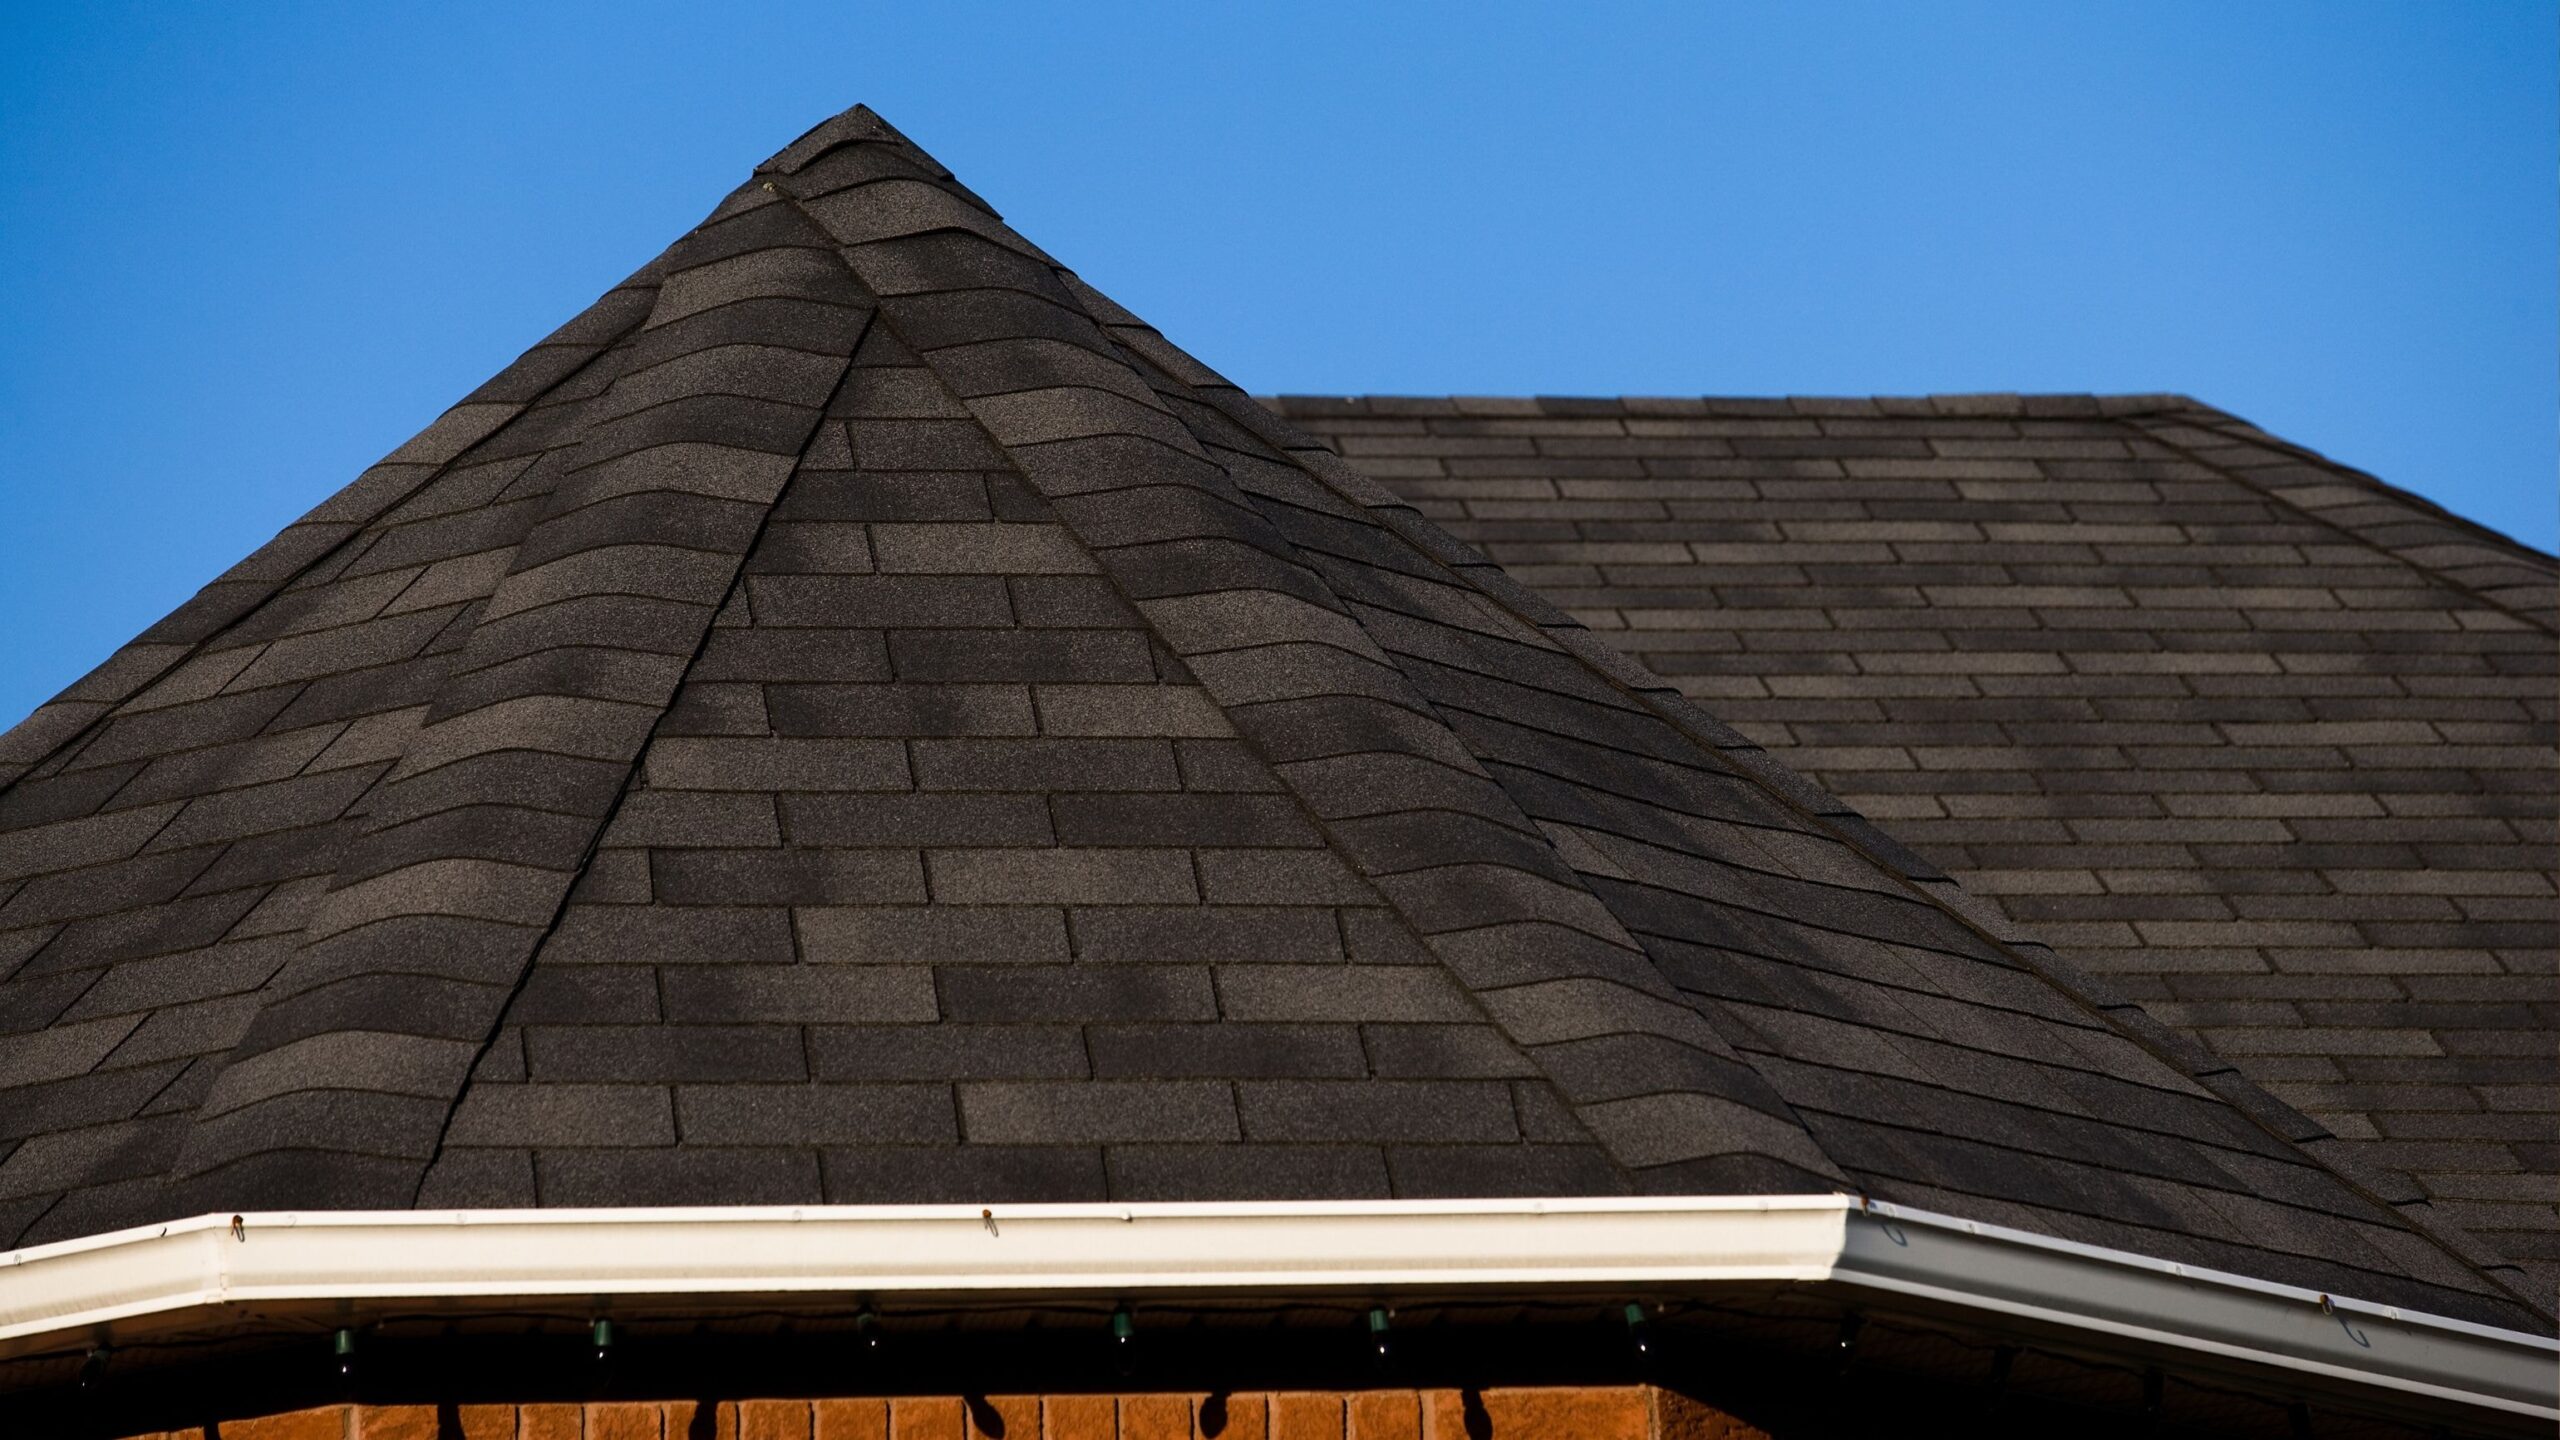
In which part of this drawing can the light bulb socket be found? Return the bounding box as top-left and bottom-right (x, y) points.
(1110, 1306), (1139, 1378)
(1831, 1312), (1865, 1380)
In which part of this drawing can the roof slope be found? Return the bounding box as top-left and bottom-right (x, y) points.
(1270, 393), (2559, 1295)
(0, 108), (2541, 1332)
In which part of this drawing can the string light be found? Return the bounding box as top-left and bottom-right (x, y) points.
(1983, 1345), (2017, 1414)
(1622, 1302), (1653, 1365)
(9, 1295), (2388, 1433)
(1111, 1308), (1137, 1378)
(1830, 1312), (1865, 1380)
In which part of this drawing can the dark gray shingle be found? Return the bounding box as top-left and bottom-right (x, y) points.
(1274, 390), (2559, 1296)
(0, 105), (2539, 1339)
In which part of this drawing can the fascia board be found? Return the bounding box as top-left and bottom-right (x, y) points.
(0, 1196), (2547, 1424)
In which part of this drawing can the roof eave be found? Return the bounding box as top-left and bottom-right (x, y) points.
(1, 1196), (2547, 1425)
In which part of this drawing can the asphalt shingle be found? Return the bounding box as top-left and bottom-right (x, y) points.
(0, 104), (2538, 1338)
(1275, 391), (2560, 1294)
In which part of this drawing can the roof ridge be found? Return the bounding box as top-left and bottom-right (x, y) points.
(755, 117), (1851, 1195)
(0, 261), (666, 1241)
(403, 324), (880, 1206)
(0, 105), (2537, 1330)
(161, 180), (878, 1213)
(1263, 393), (2213, 421)
(0, 267), (674, 792)
(761, 121), (2532, 1306)
(1213, 390), (2546, 1312)
(1087, 336), (1852, 1195)
(2119, 404), (2559, 633)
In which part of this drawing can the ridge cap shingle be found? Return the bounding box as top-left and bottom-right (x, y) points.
(0, 103), (2541, 1333)
(751, 117), (1848, 1197)
(2118, 401), (2560, 629)
(161, 185), (881, 1213)
(0, 267), (675, 791)
(1267, 388), (2556, 1309)
(828, 156), (2534, 1317)
(1223, 394), (2545, 1316)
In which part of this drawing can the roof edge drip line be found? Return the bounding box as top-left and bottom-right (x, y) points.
(0, 1196), (2548, 1422)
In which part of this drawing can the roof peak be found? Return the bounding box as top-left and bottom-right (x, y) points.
(0, 109), (2538, 1333)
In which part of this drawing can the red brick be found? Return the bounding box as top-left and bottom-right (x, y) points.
(1270, 1394), (1343, 1440)
(225, 1408), (351, 1440)
(1041, 1394), (1115, 1440)
(816, 1398), (889, 1440)
(1651, 1389), (1772, 1440)
(452, 1406), (522, 1440)
(1345, 1393), (1416, 1440)
(521, 1405), (583, 1440)
(115, 1388), (1762, 1440)
(740, 1400), (814, 1440)
(1484, 1383), (1638, 1434)
(890, 1397), (964, 1440)
(1119, 1394), (1192, 1440)
(355, 1406), (440, 1440)
(967, 1396), (1038, 1439)
(589, 1402), (664, 1440)
(1203, 1394), (1266, 1440)
(1418, 1392), (1463, 1440)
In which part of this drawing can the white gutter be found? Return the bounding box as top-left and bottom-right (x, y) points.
(0, 1195), (2548, 1423)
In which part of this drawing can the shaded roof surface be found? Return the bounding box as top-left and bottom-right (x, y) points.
(0, 107), (2541, 1332)
(1270, 393), (2559, 1298)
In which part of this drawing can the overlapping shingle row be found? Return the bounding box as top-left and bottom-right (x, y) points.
(1270, 392), (2559, 1292)
(0, 107), (2541, 1335)
(0, 256), (672, 1243)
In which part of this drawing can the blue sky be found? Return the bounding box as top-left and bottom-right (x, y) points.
(2, 2), (2552, 729)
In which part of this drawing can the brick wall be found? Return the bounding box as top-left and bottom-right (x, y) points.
(117, 1387), (1766, 1440)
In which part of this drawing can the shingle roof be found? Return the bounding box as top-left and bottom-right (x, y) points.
(0, 106), (2542, 1334)
(1269, 392), (2559, 1298)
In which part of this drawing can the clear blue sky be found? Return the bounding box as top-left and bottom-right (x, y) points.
(3, 2), (2553, 729)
